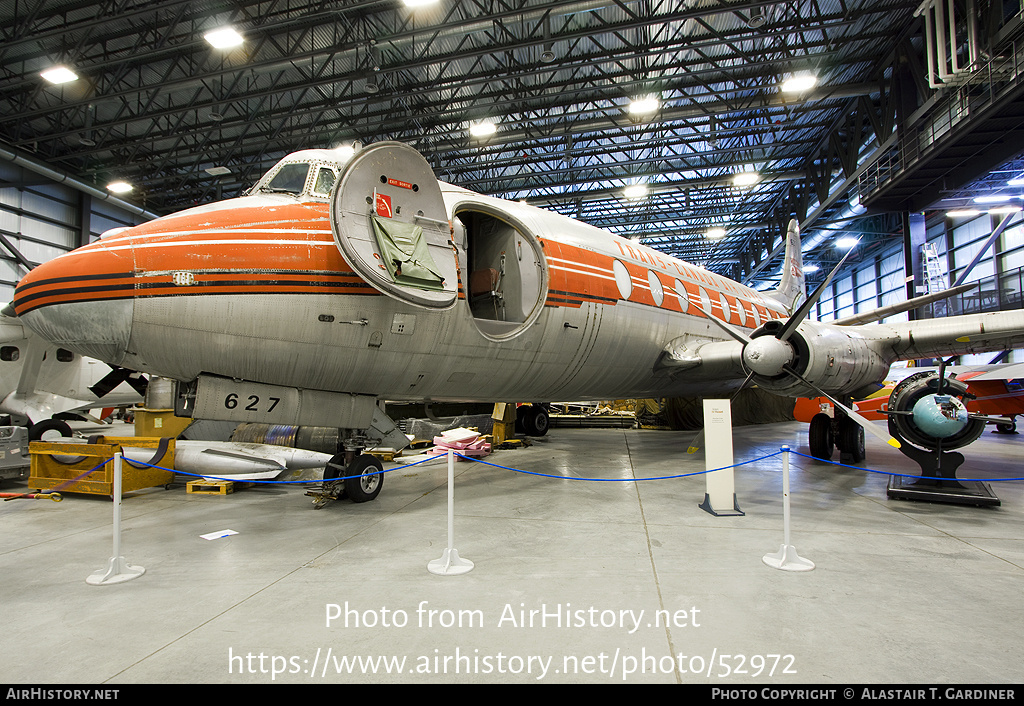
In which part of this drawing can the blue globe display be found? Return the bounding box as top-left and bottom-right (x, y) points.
(911, 394), (969, 439)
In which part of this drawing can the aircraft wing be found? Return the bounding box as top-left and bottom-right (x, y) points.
(659, 309), (1024, 401)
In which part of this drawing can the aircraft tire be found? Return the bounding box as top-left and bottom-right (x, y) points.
(521, 405), (550, 437)
(344, 454), (384, 503)
(837, 416), (865, 463)
(808, 413), (833, 460)
(29, 419), (73, 442)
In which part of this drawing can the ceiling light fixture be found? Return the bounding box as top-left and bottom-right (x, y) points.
(402, 0), (439, 7)
(623, 184), (649, 199)
(1008, 176), (1024, 187)
(706, 227), (727, 239)
(974, 194), (1010, 203)
(946, 209), (981, 218)
(836, 237), (858, 249)
(988, 205), (1022, 214)
(628, 96), (660, 115)
(469, 120), (497, 137)
(781, 73), (817, 93)
(204, 27), (244, 49)
(107, 181), (133, 194)
(41, 66), (78, 84)
(732, 171), (759, 187)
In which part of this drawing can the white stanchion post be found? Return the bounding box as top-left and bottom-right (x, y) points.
(763, 446), (814, 572)
(87, 453), (146, 585)
(427, 448), (474, 576)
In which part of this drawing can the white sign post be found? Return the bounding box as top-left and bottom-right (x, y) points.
(698, 399), (744, 517)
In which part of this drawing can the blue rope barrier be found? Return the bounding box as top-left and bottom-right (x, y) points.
(45, 441), (1024, 492)
(455, 450), (784, 481)
(785, 447), (1024, 483)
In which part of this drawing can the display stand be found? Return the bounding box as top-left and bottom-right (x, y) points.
(885, 421), (999, 507)
(763, 446), (814, 572)
(698, 399), (744, 516)
(87, 453), (146, 585)
(427, 449), (474, 576)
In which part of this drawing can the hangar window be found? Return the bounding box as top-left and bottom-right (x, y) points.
(0, 346), (19, 362)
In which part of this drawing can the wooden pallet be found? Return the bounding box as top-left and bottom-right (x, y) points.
(187, 479), (237, 495)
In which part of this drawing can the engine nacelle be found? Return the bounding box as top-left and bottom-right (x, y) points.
(743, 320), (891, 399)
(886, 371), (985, 451)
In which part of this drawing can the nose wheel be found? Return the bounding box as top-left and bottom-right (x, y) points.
(306, 452), (384, 509)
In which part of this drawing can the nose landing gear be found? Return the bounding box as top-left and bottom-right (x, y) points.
(306, 435), (385, 509)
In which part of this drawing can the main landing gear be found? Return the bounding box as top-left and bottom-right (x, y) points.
(808, 412), (865, 463)
(306, 434), (384, 509)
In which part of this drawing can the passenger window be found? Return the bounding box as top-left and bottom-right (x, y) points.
(57, 349), (75, 362)
(0, 346), (19, 362)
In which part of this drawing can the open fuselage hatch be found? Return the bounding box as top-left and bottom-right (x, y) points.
(452, 207), (547, 340)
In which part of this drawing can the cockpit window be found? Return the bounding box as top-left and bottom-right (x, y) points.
(312, 167), (337, 196)
(263, 162), (309, 194)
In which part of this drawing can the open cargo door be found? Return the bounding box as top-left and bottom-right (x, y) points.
(330, 142), (457, 309)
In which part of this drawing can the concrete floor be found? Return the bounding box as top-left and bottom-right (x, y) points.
(2, 420), (1023, 685)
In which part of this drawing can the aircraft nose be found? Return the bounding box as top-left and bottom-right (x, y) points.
(13, 243), (135, 365)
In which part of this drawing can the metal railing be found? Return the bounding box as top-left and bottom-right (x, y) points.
(858, 36), (1024, 200)
(918, 265), (1024, 319)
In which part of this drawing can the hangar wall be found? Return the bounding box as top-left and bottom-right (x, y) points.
(813, 211), (1024, 363)
(0, 160), (148, 303)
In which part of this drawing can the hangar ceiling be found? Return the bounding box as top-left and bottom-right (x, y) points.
(2, 0), (1024, 289)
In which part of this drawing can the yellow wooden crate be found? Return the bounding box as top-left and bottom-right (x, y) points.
(29, 436), (175, 497)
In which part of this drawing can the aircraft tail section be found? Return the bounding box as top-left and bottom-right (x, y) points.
(765, 219), (805, 314)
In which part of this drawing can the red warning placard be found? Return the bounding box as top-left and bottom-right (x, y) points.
(375, 192), (393, 218)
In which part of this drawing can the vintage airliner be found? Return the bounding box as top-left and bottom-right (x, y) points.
(12, 141), (1024, 502)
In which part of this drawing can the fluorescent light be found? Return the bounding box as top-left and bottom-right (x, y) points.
(781, 74), (817, 93)
(946, 209), (981, 217)
(803, 264), (820, 273)
(988, 205), (1022, 214)
(403, 0), (439, 6)
(974, 194), (1010, 203)
(469, 120), (497, 137)
(628, 96), (660, 115)
(41, 66), (78, 84)
(623, 184), (648, 199)
(732, 171), (759, 187)
(204, 166), (231, 176)
(1008, 176), (1024, 187)
(707, 227), (727, 239)
(204, 27), (244, 49)
(836, 237), (858, 249)
(107, 181), (133, 194)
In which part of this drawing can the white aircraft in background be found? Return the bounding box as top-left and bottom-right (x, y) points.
(0, 310), (145, 438)
(12, 141), (1024, 503)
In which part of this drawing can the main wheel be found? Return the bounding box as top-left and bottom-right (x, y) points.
(837, 416), (865, 463)
(520, 405), (550, 437)
(29, 418), (73, 441)
(808, 413), (834, 460)
(344, 454), (384, 503)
